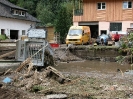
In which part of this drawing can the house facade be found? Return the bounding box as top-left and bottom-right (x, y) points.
(0, 0), (39, 39)
(73, 0), (133, 38)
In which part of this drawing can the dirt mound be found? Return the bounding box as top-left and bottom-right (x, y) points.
(0, 88), (29, 99)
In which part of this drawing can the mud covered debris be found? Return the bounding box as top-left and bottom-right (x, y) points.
(0, 45), (133, 98)
(0, 65), (133, 99)
(0, 87), (29, 99)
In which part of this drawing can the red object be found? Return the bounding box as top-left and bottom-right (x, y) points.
(111, 34), (121, 41)
(114, 34), (120, 41)
(50, 43), (59, 48)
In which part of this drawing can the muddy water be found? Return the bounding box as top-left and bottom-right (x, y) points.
(0, 63), (20, 72)
(55, 60), (131, 75)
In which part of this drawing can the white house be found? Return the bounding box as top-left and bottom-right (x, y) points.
(0, 0), (40, 39)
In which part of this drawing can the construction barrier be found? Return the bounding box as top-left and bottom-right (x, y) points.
(50, 43), (59, 48)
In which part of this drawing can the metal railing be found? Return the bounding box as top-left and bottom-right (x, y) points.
(74, 9), (83, 16)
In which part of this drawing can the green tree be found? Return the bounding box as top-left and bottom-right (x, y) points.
(9, 0), (38, 17)
(8, 0), (18, 4)
(55, 5), (72, 43)
(36, 2), (54, 26)
(8, 0), (73, 27)
(18, 0), (38, 17)
(62, 2), (73, 26)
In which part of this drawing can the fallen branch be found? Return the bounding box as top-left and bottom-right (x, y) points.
(0, 69), (12, 76)
(4, 69), (12, 75)
(0, 50), (16, 59)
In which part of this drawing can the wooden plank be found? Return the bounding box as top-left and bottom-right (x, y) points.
(0, 50), (16, 59)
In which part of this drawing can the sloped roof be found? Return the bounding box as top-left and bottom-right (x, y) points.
(0, 0), (40, 22)
(0, 0), (27, 10)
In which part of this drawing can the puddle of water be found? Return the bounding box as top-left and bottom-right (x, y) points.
(55, 60), (131, 74)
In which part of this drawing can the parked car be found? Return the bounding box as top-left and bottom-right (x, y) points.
(66, 26), (91, 46)
(96, 34), (110, 45)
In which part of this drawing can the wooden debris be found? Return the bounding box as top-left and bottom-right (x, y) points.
(26, 61), (33, 75)
(25, 80), (34, 90)
(108, 40), (113, 46)
(4, 69), (12, 75)
(23, 74), (34, 78)
(0, 50), (16, 59)
(45, 66), (71, 84)
(33, 69), (38, 84)
(46, 94), (67, 99)
(0, 69), (12, 76)
(15, 57), (31, 72)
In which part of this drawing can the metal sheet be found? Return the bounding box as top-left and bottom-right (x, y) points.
(28, 29), (46, 38)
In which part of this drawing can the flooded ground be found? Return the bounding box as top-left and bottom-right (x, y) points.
(55, 60), (131, 75)
(0, 60), (130, 75)
(0, 45), (133, 98)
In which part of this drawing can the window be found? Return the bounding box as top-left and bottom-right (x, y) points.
(97, 2), (106, 10)
(13, 10), (19, 15)
(123, 1), (132, 9)
(110, 23), (122, 31)
(11, 9), (26, 16)
(1, 29), (5, 35)
(22, 11), (25, 16)
(19, 11), (25, 16)
(100, 30), (107, 35)
(22, 30), (25, 35)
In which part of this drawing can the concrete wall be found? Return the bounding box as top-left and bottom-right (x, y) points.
(99, 22), (110, 35)
(0, 17), (36, 39)
(73, 22), (78, 26)
(99, 21), (133, 35)
(122, 21), (133, 32)
(74, 21), (133, 36)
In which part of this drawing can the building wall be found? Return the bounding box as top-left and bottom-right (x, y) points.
(98, 21), (133, 35)
(73, 0), (133, 36)
(73, 22), (79, 26)
(0, 17), (36, 39)
(73, 0), (133, 22)
(99, 22), (109, 35)
(46, 26), (55, 42)
(122, 21), (132, 32)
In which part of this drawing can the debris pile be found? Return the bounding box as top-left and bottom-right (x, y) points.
(12, 60), (71, 92)
(54, 48), (83, 62)
(0, 54), (133, 98)
(0, 88), (29, 99)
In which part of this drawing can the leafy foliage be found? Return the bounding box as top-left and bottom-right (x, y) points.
(8, 0), (73, 26)
(8, 0), (73, 43)
(55, 2), (73, 43)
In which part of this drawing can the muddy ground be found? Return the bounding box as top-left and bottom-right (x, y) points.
(0, 45), (133, 99)
(0, 66), (133, 99)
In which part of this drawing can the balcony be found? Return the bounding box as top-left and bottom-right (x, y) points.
(74, 9), (83, 16)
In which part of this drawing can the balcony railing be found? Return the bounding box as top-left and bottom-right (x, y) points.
(74, 9), (83, 16)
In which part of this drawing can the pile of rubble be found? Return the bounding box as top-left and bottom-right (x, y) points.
(0, 59), (73, 98)
(0, 61), (133, 99)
